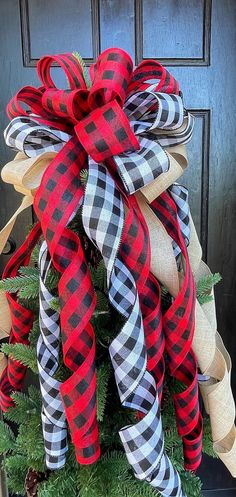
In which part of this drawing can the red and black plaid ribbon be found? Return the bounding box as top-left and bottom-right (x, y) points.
(2, 48), (202, 474)
(151, 192), (202, 470)
(0, 223), (41, 411)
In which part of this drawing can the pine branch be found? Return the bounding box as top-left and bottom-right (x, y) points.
(164, 426), (182, 452)
(0, 265), (59, 300)
(0, 420), (15, 454)
(77, 465), (101, 497)
(97, 364), (111, 421)
(202, 417), (218, 458)
(180, 470), (203, 497)
(80, 168), (88, 184)
(0, 270), (39, 298)
(4, 389), (41, 424)
(4, 454), (28, 496)
(90, 260), (107, 293)
(95, 290), (109, 312)
(196, 273), (222, 305)
(16, 417), (46, 467)
(72, 51), (91, 89)
(30, 244), (40, 265)
(29, 319), (40, 347)
(1, 343), (38, 373)
(116, 474), (160, 497)
(49, 296), (60, 312)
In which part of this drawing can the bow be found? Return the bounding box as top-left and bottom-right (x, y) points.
(1, 48), (200, 497)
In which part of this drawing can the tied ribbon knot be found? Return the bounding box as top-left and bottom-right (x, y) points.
(1, 48), (202, 497)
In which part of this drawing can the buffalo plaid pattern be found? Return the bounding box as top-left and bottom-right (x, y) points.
(151, 192), (202, 471)
(33, 136), (100, 465)
(118, 195), (165, 397)
(3, 48), (201, 482)
(37, 241), (68, 469)
(0, 223), (41, 411)
(82, 162), (185, 497)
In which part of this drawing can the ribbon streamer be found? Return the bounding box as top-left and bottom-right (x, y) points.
(0, 223), (41, 410)
(82, 162), (185, 497)
(37, 241), (68, 469)
(188, 235), (236, 477)
(1, 47), (234, 494)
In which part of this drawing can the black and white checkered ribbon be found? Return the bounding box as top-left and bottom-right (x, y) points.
(37, 241), (68, 469)
(5, 86), (192, 483)
(169, 183), (190, 258)
(82, 162), (185, 497)
(4, 88), (194, 197)
(114, 91), (194, 194)
(4, 116), (71, 157)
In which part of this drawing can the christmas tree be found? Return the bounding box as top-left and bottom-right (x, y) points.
(0, 209), (220, 497)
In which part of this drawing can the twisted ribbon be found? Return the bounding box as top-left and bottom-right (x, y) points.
(37, 241), (68, 469)
(0, 48), (207, 496)
(0, 223), (41, 409)
(187, 224), (236, 477)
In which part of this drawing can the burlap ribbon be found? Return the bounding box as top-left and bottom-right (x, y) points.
(136, 173), (236, 477)
(1, 129), (235, 480)
(0, 152), (56, 255)
(0, 49), (235, 484)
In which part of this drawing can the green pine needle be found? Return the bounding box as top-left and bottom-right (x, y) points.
(0, 265), (59, 300)
(72, 51), (91, 89)
(80, 168), (88, 184)
(202, 417), (218, 458)
(97, 364), (110, 421)
(90, 260), (107, 293)
(29, 319), (40, 347)
(49, 296), (61, 312)
(1, 343), (38, 373)
(0, 420), (15, 454)
(196, 272), (222, 305)
(5, 454), (28, 495)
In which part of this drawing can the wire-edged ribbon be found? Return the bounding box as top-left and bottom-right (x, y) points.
(37, 241), (68, 469)
(82, 162), (185, 496)
(187, 223), (236, 477)
(0, 48), (202, 496)
(0, 223), (41, 409)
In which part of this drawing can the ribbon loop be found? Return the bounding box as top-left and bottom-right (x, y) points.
(42, 88), (90, 123)
(89, 48), (133, 109)
(37, 53), (87, 90)
(75, 100), (140, 163)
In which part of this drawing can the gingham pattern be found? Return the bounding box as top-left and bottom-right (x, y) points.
(169, 183), (190, 258)
(118, 194), (165, 398)
(2, 48), (202, 477)
(4, 87), (193, 196)
(113, 136), (169, 194)
(37, 241), (68, 469)
(33, 136), (100, 466)
(4, 116), (71, 157)
(124, 92), (184, 130)
(0, 223), (41, 411)
(82, 162), (185, 497)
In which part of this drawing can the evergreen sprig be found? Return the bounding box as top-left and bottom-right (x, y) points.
(72, 51), (91, 89)
(4, 454), (28, 495)
(4, 388), (41, 424)
(0, 420), (15, 454)
(196, 273), (222, 305)
(0, 265), (59, 300)
(1, 342), (38, 373)
(97, 363), (111, 421)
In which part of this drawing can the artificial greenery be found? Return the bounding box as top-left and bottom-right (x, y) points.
(0, 212), (222, 497)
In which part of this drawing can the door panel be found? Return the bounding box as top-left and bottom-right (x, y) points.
(0, 0), (235, 492)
